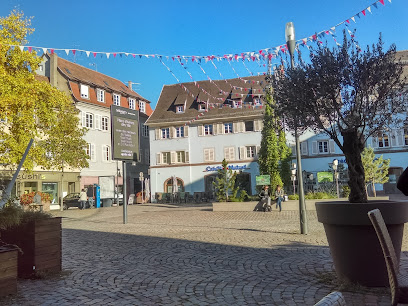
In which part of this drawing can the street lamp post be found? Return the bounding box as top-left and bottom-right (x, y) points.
(286, 22), (308, 234)
(333, 159), (340, 198)
(291, 164), (297, 195)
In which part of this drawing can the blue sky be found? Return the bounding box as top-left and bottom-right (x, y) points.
(2, 0), (407, 108)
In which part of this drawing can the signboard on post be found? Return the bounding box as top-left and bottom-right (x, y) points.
(317, 172), (334, 183)
(256, 175), (271, 186)
(111, 105), (139, 161)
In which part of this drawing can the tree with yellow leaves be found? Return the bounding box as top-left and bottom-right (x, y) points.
(0, 10), (88, 172)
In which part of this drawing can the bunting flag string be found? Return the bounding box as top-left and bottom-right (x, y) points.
(7, 0), (389, 65)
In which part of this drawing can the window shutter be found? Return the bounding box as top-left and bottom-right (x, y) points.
(259, 120), (264, 130)
(365, 138), (372, 148)
(91, 144), (95, 161)
(239, 121), (245, 133)
(82, 112), (86, 127)
(397, 129), (404, 146)
(301, 142), (308, 155)
(210, 148), (215, 161)
(170, 151), (177, 164)
(185, 151), (189, 163)
(155, 128), (160, 140)
(170, 127), (175, 138)
(224, 147), (229, 160)
(239, 146), (245, 159)
(184, 126), (189, 137)
(329, 140), (335, 154)
(233, 122), (238, 133)
(312, 141), (318, 155)
(95, 114), (101, 130)
(213, 124), (218, 136)
(254, 120), (260, 131)
(198, 125), (203, 136)
(156, 153), (161, 165)
(229, 147), (235, 160)
(391, 130), (397, 147)
(218, 123), (223, 134)
(256, 145), (261, 157)
(204, 149), (209, 162)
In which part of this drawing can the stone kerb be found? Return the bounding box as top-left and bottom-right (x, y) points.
(212, 196), (389, 212)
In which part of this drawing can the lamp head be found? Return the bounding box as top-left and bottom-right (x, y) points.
(333, 159), (339, 166)
(285, 22), (295, 42)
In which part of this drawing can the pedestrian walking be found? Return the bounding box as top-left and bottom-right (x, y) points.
(275, 185), (284, 212)
(79, 189), (88, 210)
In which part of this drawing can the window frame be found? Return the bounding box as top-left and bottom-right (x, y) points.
(176, 105), (184, 113)
(85, 113), (93, 128)
(318, 141), (329, 154)
(102, 145), (110, 162)
(224, 123), (233, 134)
(204, 124), (213, 136)
(162, 152), (171, 164)
(97, 88), (105, 103)
(176, 151), (186, 163)
(139, 101), (146, 113)
(378, 133), (390, 148)
(128, 98), (136, 110)
(80, 84), (89, 99)
(113, 93), (121, 106)
(142, 124), (149, 137)
(161, 128), (170, 139)
(246, 146), (256, 158)
(101, 116), (109, 131)
(175, 126), (184, 138)
(244, 121), (254, 132)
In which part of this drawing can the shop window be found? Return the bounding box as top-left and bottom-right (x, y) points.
(164, 177), (184, 193)
(42, 182), (58, 204)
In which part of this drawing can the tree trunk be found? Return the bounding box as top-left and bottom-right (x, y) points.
(341, 129), (367, 203)
(372, 182), (377, 197)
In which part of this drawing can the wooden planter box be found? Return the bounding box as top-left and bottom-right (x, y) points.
(0, 217), (61, 278)
(0, 246), (18, 297)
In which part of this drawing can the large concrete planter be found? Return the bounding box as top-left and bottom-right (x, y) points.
(316, 201), (408, 287)
(0, 217), (62, 278)
(0, 246), (18, 297)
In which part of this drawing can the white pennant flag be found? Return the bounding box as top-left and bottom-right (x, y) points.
(85, 51), (90, 57)
(367, 6), (372, 13)
(351, 17), (356, 23)
(65, 49), (69, 55)
(388, 0), (391, 2)
(42, 48), (47, 54)
(331, 27), (336, 32)
(19, 46), (24, 52)
(125, 53), (129, 56)
(106, 53), (110, 59)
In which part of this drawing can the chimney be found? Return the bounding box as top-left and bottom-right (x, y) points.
(50, 53), (58, 87)
(128, 81), (132, 91)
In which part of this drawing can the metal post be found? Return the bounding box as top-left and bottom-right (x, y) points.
(122, 161), (127, 224)
(336, 172), (340, 198)
(116, 160), (119, 205)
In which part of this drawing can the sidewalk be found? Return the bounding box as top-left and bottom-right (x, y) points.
(1, 202), (405, 305)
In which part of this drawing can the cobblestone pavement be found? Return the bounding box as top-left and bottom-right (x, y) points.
(1, 200), (408, 306)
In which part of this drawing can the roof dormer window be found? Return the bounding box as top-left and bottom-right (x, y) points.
(176, 105), (184, 113)
(97, 89), (105, 103)
(113, 94), (120, 106)
(139, 101), (146, 113)
(198, 103), (206, 111)
(80, 84), (89, 99)
(128, 98), (135, 110)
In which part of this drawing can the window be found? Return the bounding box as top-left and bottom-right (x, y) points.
(224, 147), (235, 161)
(204, 148), (215, 162)
(139, 101), (146, 113)
(253, 98), (261, 106)
(39, 65), (43, 72)
(244, 121), (254, 132)
(175, 126), (184, 138)
(405, 128), (408, 146)
(318, 141), (329, 153)
(80, 84), (89, 99)
(128, 98), (135, 110)
(246, 146), (256, 158)
(102, 116), (109, 131)
(113, 94), (120, 106)
(162, 152), (171, 164)
(177, 151), (186, 163)
(198, 103), (206, 111)
(97, 89), (105, 103)
(86, 143), (95, 161)
(82, 112), (93, 128)
(204, 124), (213, 135)
(224, 123), (233, 134)
(102, 145), (110, 162)
(233, 101), (242, 108)
(378, 133), (390, 148)
(161, 128), (170, 139)
(176, 105), (184, 113)
(142, 124), (149, 137)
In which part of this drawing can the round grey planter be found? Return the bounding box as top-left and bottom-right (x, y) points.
(316, 200), (408, 287)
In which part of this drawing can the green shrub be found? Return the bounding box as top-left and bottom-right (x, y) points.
(342, 186), (350, 198)
(288, 194), (299, 200)
(0, 202), (52, 230)
(304, 191), (336, 199)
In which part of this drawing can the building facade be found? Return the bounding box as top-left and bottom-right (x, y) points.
(147, 76), (266, 201)
(36, 54), (153, 205)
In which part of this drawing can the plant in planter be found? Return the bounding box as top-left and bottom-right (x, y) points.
(273, 32), (407, 286)
(0, 204), (61, 279)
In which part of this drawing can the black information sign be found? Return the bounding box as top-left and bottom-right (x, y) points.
(111, 105), (139, 161)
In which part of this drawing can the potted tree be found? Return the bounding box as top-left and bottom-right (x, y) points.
(273, 32), (408, 286)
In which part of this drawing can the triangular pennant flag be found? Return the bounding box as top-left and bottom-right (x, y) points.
(373, 2), (378, 8)
(331, 27), (336, 31)
(357, 12), (361, 18)
(19, 46), (24, 52)
(362, 9), (366, 16)
(50, 49), (54, 54)
(346, 19), (350, 23)
(367, 6), (372, 13)
(28, 47), (33, 53)
(85, 51), (90, 57)
(379, 0), (384, 5)
(93, 52), (97, 58)
(125, 53), (129, 56)
(42, 48), (47, 54)
(351, 17), (356, 23)
(65, 49), (69, 55)
(106, 53), (110, 59)
(72, 49), (76, 55)
(113, 53), (117, 58)
(388, 0), (391, 2)
(139, 55), (142, 58)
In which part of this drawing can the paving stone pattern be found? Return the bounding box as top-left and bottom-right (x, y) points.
(1, 200), (407, 305)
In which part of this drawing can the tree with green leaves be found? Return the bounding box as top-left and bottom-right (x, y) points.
(213, 159), (239, 202)
(361, 147), (390, 197)
(0, 10), (88, 172)
(258, 90), (291, 194)
(273, 32), (406, 203)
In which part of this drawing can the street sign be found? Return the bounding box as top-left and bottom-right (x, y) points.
(256, 175), (271, 186)
(111, 105), (139, 161)
(317, 172), (334, 183)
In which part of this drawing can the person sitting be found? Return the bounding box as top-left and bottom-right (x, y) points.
(257, 185), (271, 212)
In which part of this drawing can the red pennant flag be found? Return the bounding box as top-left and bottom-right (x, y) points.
(28, 47), (32, 53)
(192, 56), (195, 62)
(93, 52), (97, 58)
(346, 19), (350, 24)
(50, 49), (54, 54)
(362, 10), (366, 16)
(259, 50), (263, 54)
(312, 34), (317, 41)
(113, 53), (117, 58)
(234, 54), (238, 60)
(325, 31), (329, 35)
(241, 53), (245, 60)
(72, 50), (76, 55)
(268, 54), (272, 60)
(379, 0), (384, 5)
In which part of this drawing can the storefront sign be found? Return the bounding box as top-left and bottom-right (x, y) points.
(111, 105), (139, 161)
(256, 175), (270, 186)
(205, 165), (248, 172)
(317, 171), (334, 183)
